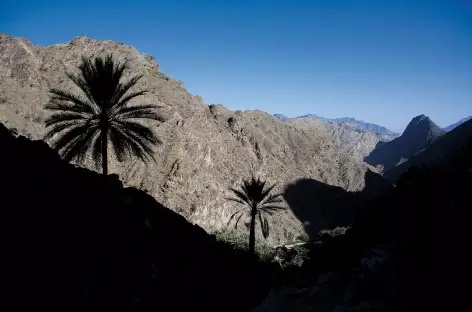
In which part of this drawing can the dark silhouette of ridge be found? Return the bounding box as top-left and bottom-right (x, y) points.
(364, 114), (445, 171)
(0, 123), (272, 312)
(281, 134), (472, 311)
(385, 118), (472, 182)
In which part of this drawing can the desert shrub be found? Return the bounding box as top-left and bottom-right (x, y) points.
(295, 232), (311, 243)
(214, 230), (275, 262)
(319, 226), (350, 239)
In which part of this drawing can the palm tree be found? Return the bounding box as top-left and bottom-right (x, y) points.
(44, 54), (163, 175)
(226, 176), (285, 255)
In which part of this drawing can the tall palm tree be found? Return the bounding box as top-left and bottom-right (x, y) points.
(44, 54), (163, 175)
(226, 176), (285, 255)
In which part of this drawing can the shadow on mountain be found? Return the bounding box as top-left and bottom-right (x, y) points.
(0, 123), (273, 312)
(281, 136), (472, 311)
(283, 179), (361, 239)
(283, 169), (393, 240)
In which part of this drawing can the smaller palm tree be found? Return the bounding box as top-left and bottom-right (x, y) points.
(226, 176), (285, 255)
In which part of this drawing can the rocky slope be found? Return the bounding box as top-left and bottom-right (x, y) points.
(384, 118), (472, 183)
(0, 33), (375, 244)
(285, 117), (382, 162)
(364, 114), (445, 172)
(443, 116), (472, 132)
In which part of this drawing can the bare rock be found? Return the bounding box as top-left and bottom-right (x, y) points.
(0, 34), (375, 244)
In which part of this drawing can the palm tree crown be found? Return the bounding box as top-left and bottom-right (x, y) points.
(227, 176), (285, 254)
(44, 54), (163, 175)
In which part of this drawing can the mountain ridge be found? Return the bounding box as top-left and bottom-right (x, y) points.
(364, 114), (445, 171)
(0, 33), (376, 244)
(274, 113), (398, 140)
(384, 118), (472, 182)
(443, 116), (472, 132)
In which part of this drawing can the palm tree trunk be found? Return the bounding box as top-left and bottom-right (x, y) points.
(101, 127), (108, 175)
(249, 206), (256, 255)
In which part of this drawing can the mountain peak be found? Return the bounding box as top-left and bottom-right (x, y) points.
(364, 114), (445, 171)
(403, 114), (443, 138)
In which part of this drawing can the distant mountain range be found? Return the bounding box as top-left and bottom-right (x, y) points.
(443, 117), (472, 132)
(276, 113), (472, 137)
(274, 113), (398, 139)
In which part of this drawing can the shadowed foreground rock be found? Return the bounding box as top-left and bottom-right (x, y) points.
(0, 123), (272, 312)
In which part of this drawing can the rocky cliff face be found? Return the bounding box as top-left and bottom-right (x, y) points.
(286, 117), (382, 162)
(0, 33), (373, 243)
(364, 114), (445, 172)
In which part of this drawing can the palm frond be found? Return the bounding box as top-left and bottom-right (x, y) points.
(76, 54), (125, 110)
(114, 119), (161, 145)
(259, 183), (276, 202)
(225, 197), (248, 206)
(229, 188), (251, 206)
(110, 122), (157, 162)
(259, 208), (274, 216)
(241, 176), (267, 203)
(234, 212), (246, 229)
(115, 105), (165, 121)
(50, 121), (99, 163)
(112, 120), (161, 161)
(259, 193), (284, 207)
(49, 122), (91, 152)
(262, 215), (270, 239)
(61, 127), (100, 163)
(44, 112), (91, 127)
(258, 212), (270, 239)
(226, 209), (245, 227)
(260, 205), (285, 211)
(48, 89), (97, 114)
(112, 87), (146, 112)
(64, 73), (98, 111)
(44, 120), (86, 141)
(108, 126), (131, 162)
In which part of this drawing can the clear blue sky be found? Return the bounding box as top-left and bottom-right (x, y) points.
(2, 0), (471, 132)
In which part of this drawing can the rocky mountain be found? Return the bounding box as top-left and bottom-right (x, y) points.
(285, 117), (381, 163)
(275, 113), (398, 140)
(0, 33), (375, 244)
(364, 114), (445, 172)
(384, 118), (472, 183)
(273, 113), (289, 121)
(443, 116), (472, 132)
